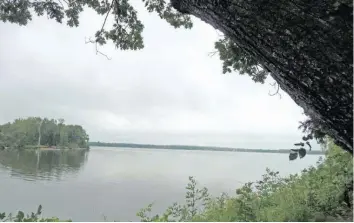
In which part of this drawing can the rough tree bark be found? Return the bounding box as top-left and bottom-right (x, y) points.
(171, 0), (353, 153)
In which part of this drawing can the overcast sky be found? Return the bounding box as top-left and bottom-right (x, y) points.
(0, 3), (317, 149)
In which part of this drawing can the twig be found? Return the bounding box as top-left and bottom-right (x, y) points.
(95, 42), (112, 60)
(306, 141), (312, 151)
(215, 30), (224, 38)
(57, 0), (69, 5)
(114, 0), (120, 24)
(99, 0), (114, 35)
(84, 0), (114, 60)
(85, 37), (112, 60)
(270, 81), (277, 87)
(208, 51), (217, 57)
(268, 81), (282, 99)
(57, 0), (65, 8)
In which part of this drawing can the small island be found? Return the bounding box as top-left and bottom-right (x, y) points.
(0, 117), (89, 150)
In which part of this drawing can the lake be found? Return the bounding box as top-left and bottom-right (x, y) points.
(0, 147), (322, 221)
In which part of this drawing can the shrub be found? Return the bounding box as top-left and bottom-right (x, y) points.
(0, 205), (71, 222)
(137, 141), (353, 222)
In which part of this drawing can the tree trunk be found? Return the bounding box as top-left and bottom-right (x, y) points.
(37, 119), (44, 147)
(171, 0), (353, 153)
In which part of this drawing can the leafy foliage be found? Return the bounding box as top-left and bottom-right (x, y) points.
(214, 37), (269, 83)
(289, 151), (298, 161)
(0, 117), (90, 150)
(298, 118), (327, 145)
(137, 176), (210, 222)
(0, 0), (192, 50)
(0, 205), (71, 222)
(136, 141), (353, 222)
(289, 141), (312, 161)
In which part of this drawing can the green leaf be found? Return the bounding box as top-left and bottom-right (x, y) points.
(299, 148), (307, 159)
(289, 152), (298, 161)
(37, 205), (42, 215)
(294, 142), (304, 147)
(16, 211), (25, 221)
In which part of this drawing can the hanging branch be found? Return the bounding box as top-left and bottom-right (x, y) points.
(85, 37), (112, 60)
(268, 81), (281, 99)
(84, 0), (114, 60)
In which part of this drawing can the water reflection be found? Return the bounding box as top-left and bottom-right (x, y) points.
(0, 149), (89, 181)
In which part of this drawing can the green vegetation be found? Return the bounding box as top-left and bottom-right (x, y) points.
(136, 141), (353, 222)
(0, 117), (89, 150)
(0, 205), (71, 222)
(2, 141), (351, 221)
(0, 0), (193, 51)
(89, 142), (324, 156)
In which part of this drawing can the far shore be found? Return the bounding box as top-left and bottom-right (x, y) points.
(39, 147), (89, 151)
(88, 142), (325, 155)
(1, 146), (89, 151)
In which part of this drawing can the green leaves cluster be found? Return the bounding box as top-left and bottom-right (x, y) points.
(137, 141), (353, 222)
(0, 0), (261, 84)
(0, 205), (71, 222)
(214, 37), (269, 83)
(0, 117), (90, 150)
(0, 0), (192, 50)
(289, 141), (313, 161)
(289, 148), (306, 160)
(137, 176), (210, 222)
(0, 0), (261, 83)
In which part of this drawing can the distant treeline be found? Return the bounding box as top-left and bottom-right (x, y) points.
(88, 142), (325, 155)
(0, 117), (90, 150)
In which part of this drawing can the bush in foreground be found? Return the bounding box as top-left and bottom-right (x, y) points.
(0, 205), (71, 222)
(137, 142), (353, 222)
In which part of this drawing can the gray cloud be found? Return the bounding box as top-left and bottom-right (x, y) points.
(0, 5), (316, 149)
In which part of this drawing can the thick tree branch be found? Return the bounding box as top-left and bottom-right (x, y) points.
(171, 0), (353, 154)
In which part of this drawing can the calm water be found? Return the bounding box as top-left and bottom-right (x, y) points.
(0, 147), (321, 221)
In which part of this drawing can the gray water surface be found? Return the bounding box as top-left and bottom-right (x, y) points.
(0, 147), (321, 221)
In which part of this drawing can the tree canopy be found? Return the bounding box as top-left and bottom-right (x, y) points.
(0, 0), (193, 50)
(0, 117), (90, 149)
(1, 0), (352, 153)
